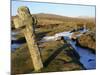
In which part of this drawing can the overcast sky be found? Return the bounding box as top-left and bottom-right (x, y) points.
(11, 0), (95, 17)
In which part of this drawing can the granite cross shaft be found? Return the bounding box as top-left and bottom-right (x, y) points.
(13, 6), (43, 71)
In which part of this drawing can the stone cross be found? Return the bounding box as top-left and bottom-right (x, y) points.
(13, 6), (43, 71)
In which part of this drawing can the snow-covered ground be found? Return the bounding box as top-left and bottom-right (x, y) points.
(11, 31), (19, 36)
(40, 28), (88, 42)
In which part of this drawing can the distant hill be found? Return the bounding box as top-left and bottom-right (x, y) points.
(11, 13), (95, 28)
(32, 13), (91, 24)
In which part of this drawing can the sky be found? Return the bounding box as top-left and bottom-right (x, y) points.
(11, 1), (96, 17)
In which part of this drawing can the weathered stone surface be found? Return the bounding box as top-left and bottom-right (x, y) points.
(13, 6), (43, 71)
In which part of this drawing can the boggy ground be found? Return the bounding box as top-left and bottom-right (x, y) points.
(11, 40), (84, 75)
(11, 13), (96, 74)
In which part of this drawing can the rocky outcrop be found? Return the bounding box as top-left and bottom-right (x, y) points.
(71, 32), (81, 40)
(76, 32), (96, 53)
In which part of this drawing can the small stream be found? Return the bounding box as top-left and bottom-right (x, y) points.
(11, 31), (22, 50)
(54, 29), (95, 69)
(11, 28), (96, 69)
(67, 39), (96, 69)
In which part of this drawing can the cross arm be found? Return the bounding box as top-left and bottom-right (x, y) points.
(13, 17), (26, 29)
